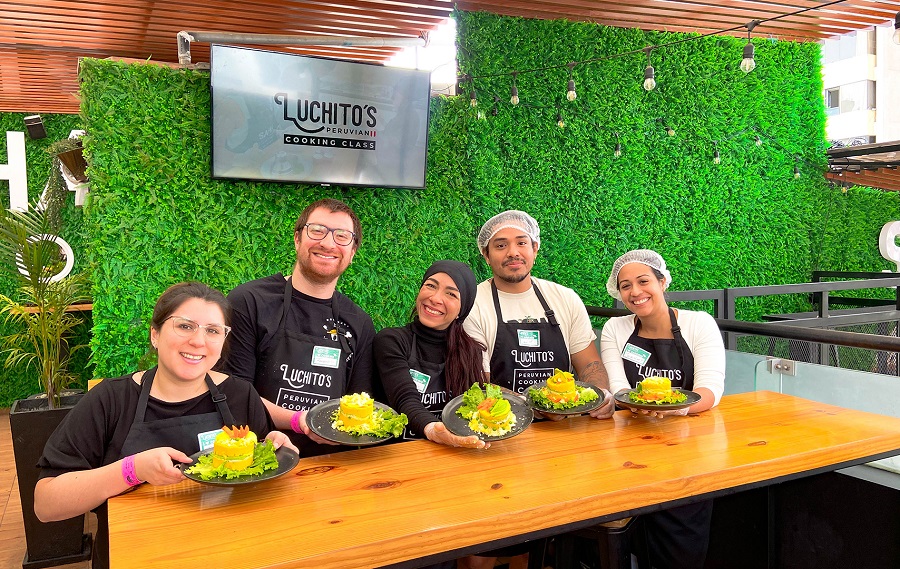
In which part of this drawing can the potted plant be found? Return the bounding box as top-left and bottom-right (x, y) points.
(0, 144), (93, 566)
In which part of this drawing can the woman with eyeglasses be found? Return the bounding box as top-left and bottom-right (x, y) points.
(34, 282), (296, 568)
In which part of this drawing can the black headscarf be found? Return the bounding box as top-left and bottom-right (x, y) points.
(421, 260), (477, 321)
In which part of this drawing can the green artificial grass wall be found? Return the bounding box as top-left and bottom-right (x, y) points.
(2, 11), (897, 394)
(0, 113), (93, 405)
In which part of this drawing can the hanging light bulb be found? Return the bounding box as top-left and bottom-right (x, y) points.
(510, 73), (519, 105)
(614, 132), (621, 158)
(469, 89), (477, 108)
(794, 164), (801, 179)
(643, 65), (656, 91)
(755, 135), (763, 147)
(556, 113), (565, 129)
(740, 21), (759, 73)
(741, 42), (756, 73)
(894, 12), (900, 45)
(713, 149), (721, 165)
(666, 126), (675, 136)
(566, 62), (577, 101)
(643, 48), (656, 91)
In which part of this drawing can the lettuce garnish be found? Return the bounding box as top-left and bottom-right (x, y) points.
(330, 407), (408, 438)
(184, 439), (280, 481)
(628, 382), (688, 405)
(527, 384), (599, 410)
(457, 382), (503, 420)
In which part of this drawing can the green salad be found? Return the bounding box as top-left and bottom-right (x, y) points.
(527, 383), (599, 411)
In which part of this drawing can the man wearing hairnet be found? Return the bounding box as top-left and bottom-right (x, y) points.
(463, 210), (615, 420)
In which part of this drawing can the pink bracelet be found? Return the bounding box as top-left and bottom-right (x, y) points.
(290, 410), (305, 434)
(121, 455), (142, 487)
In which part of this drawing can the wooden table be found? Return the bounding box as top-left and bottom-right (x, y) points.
(107, 391), (900, 568)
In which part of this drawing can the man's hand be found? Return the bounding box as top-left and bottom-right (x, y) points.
(588, 389), (615, 419)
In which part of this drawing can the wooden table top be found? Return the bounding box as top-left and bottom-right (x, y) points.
(107, 391), (900, 568)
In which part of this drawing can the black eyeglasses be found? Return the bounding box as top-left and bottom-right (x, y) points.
(304, 223), (356, 247)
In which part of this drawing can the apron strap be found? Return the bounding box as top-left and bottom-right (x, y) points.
(205, 374), (236, 427)
(131, 366), (157, 425)
(531, 280), (559, 327)
(285, 276), (353, 355)
(490, 278), (558, 326)
(633, 308), (688, 369)
(131, 367), (236, 427)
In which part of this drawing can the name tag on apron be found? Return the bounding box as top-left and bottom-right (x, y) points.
(197, 428), (223, 452)
(517, 330), (540, 347)
(622, 343), (651, 366)
(311, 346), (342, 369)
(409, 369), (431, 394)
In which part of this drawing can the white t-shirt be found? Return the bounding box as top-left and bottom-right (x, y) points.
(463, 277), (597, 373)
(600, 309), (726, 405)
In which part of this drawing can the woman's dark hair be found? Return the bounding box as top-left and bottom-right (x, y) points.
(651, 268), (666, 282)
(444, 319), (487, 397)
(150, 282), (231, 331)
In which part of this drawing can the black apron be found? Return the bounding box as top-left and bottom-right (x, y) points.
(620, 309), (712, 569)
(403, 334), (448, 440)
(256, 278), (353, 449)
(489, 279), (570, 394)
(621, 308), (695, 390)
(94, 367), (237, 569)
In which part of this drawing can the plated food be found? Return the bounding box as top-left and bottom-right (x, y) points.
(629, 377), (687, 405)
(613, 377), (701, 412)
(330, 392), (408, 437)
(305, 395), (408, 446)
(184, 425), (280, 481)
(526, 368), (601, 413)
(441, 383), (533, 441)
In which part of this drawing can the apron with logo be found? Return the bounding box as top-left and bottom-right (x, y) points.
(488, 279), (570, 395)
(621, 308), (695, 389)
(93, 367), (236, 569)
(403, 333), (449, 440)
(621, 309), (711, 569)
(256, 278), (352, 450)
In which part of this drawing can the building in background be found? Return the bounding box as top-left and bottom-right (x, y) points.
(822, 22), (900, 146)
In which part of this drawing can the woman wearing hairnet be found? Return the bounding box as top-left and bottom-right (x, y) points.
(600, 249), (725, 569)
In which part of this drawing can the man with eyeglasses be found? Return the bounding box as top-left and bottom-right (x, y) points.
(221, 198), (375, 456)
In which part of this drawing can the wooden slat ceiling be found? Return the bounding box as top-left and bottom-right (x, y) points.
(0, 0), (897, 115)
(826, 141), (900, 192)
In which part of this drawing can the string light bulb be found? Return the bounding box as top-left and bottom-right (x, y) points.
(666, 125), (675, 136)
(740, 21), (759, 73)
(794, 163), (801, 179)
(713, 143), (721, 165)
(894, 12), (900, 45)
(510, 73), (519, 105)
(642, 48), (657, 91)
(556, 112), (565, 129)
(469, 89), (477, 108)
(566, 62), (577, 101)
(755, 135), (763, 147)
(614, 132), (622, 158)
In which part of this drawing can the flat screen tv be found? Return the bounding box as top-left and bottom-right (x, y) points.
(210, 44), (431, 189)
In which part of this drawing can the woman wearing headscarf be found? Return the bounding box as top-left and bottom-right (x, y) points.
(376, 260), (541, 569)
(375, 260), (487, 449)
(600, 249), (725, 569)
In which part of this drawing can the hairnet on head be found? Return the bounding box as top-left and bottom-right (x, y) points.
(605, 249), (672, 300)
(477, 210), (540, 251)
(422, 260), (477, 321)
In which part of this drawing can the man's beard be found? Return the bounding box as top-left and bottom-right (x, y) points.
(497, 271), (529, 284)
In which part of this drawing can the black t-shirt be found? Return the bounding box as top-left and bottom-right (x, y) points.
(220, 273), (376, 397)
(375, 320), (449, 434)
(38, 373), (274, 478)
